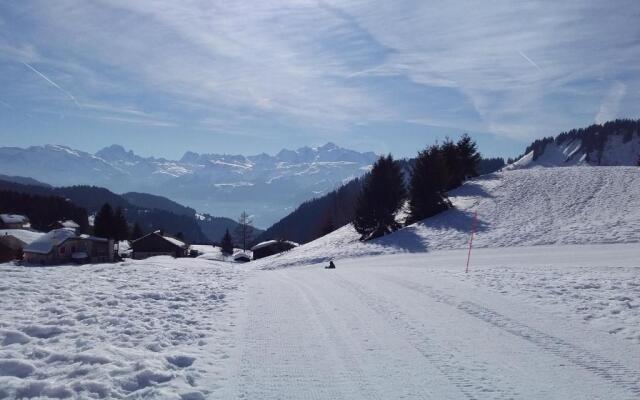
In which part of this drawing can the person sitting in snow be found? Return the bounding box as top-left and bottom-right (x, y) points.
(325, 260), (336, 269)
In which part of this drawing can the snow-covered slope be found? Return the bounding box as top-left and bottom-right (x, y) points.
(508, 120), (640, 169)
(2, 167), (639, 399)
(256, 166), (640, 268)
(0, 143), (377, 226)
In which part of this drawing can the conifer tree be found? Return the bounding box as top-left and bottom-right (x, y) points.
(441, 138), (463, 190)
(130, 222), (143, 240)
(220, 229), (234, 255)
(407, 145), (452, 224)
(457, 134), (481, 179)
(112, 206), (129, 241)
(93, 203), (114, 239)
(353, 154), (406, 240)
(320, 214), (335, 237)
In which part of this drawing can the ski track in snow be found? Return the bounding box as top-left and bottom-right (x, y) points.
(376, 272), (640, 396)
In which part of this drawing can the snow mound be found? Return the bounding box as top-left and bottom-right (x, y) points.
(256, 167), (640, 269)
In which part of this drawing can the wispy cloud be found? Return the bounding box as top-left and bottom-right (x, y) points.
(1, 0), (640, 148)
(22, 62), (80, 107)
(517, 51), (543, 73)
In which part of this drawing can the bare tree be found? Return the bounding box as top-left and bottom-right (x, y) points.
(235, 211), (254, 251)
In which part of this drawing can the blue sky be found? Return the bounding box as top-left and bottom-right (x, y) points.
(1, 1), (639, 160)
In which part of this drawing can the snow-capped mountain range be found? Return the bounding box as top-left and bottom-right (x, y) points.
(0, 142), (377, 227)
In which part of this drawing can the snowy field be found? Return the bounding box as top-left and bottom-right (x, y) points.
(1, 166), (639, 399)
(0, 257), (249, 399)
(3, 244), (637, 399)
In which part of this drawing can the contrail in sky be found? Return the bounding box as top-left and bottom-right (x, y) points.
(518, 50), (543, 73)
(22, 62), (81, 106)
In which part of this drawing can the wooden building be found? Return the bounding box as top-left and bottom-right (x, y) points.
(23, 228), (114, 265)
(130, 231), (188, 260)
(251, 240), (299, 260)
(0, 229), (44, 262)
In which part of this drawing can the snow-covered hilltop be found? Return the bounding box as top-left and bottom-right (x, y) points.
(258, 166), (640, 268)
(0, 143), (377, 227)
(509, 119), (640, 168)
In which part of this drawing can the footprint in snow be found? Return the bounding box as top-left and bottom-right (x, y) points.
(166, 355), (196, 368)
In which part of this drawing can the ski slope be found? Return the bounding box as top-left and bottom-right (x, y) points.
(1, 166), (639, 399)
(256, 166), (640, 269)
(220, 245), (640, 399)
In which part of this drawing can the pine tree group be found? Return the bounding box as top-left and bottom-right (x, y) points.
(353, 155), (406, 240)
(93, 203), (129, 240)
(407, 145), (452, 224)
(407, 134), (481, 224)
(353, 135), (481, 240)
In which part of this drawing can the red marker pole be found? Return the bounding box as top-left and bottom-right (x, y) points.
(465, 210), (478, 274)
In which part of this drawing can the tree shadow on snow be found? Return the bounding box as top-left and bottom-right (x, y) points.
(424, 207), (489, 233)
(451, 179), (493, 198)
(373, 208), (489, 253)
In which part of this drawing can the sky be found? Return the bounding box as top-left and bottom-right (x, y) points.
(1, 0), (639, 160)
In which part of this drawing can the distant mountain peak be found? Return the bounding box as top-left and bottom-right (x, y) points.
(317, 142), (338, 150)
(96, 144), (139, 162)
(180, 151), (200, 164)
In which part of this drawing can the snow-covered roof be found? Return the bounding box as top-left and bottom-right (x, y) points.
(163, 235), (187, 248)
(59, 220), (80, 229)
(79, 234), (109, 242)
(24, 228), (77, 255)
(0, 214), (29, 224)
(0, 229), (45, 245)
(250, 240), (299, 252)
(250, 240), (279, 251)
(134, 231), (187, 248)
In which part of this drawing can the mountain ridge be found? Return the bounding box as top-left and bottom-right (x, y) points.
(0, 142), (378, 226)
(509, 119), (640, 169)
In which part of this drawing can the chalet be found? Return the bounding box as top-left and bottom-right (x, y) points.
(0, 214), (30, 229)
(251, 240), (299, 260)
(23, 228), (114, 265)
(130, 231), (188, 259)
(233, 252), (251, 263)
(48, 220), (81, 232)
(0, 229), (45, 262)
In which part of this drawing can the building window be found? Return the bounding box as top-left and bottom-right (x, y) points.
(59, 246), (65, 254)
